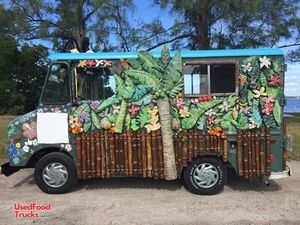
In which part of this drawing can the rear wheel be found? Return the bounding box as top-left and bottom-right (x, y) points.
(183, 157), (226, 195)
(34, 152), (77, 194)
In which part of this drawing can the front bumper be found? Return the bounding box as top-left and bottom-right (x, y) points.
(0, 162), (21, 176)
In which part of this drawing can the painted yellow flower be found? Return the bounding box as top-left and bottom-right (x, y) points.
(239, 75), (247, 85)
(77, 60), (87, 68)
(253, 87), (267, 98)
(179, 106), (190, 118)
(15, 143), (21, 149)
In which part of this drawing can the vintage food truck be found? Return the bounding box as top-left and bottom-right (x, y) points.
(0, 47), (290, 195)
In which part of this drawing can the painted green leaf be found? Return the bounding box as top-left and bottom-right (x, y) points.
(168, 78), (184, 98)
(165, 51), (182, 83)
(124, 69), (161, 92)
(181, 100), (222, 129)
(161, 46), (170, 68)
(263, 114), (277, 128)
(266, 86), (280, 97)
(138, 52), (163, 78)
(260, 74), (267, 87)
(236, 114), (249, 129)
(273, 99), (281, 125)
(137, 108), (152, 127)
(220, 111), (233, 129)
(272, 58), (282, 73)
(115, 74), (135, 100)
(115, 100), (128, 133)
(95, 96), (120, 113)
(130, 118), (139, 131)
(125, 113), (131, 130)
(91, 111), (100, 129)
(197, 115), (206, 130)
(83, 121), (91, 132)
(132, 95), (152, 106)
(127, 58), (143, 70)
(131, 85), (150, 102)
(108, 113), (118, 124)
(74, 103), (90, 116)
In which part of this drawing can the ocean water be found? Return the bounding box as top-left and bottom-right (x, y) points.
(284, 97), (300, 113)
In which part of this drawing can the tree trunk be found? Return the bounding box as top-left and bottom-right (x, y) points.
(115, 100), (128, 133)
(157, 96), (177, 180)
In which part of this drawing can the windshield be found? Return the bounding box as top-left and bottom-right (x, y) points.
(41, 63), (70, 104)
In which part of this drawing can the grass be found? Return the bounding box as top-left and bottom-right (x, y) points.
(0, 114), (299, 161)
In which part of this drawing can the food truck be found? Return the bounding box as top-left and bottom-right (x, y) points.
(0, 47), (290, 195)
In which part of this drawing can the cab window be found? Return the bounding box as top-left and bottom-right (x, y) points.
(41, 63), (70, 104)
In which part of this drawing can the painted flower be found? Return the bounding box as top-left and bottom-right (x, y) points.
(103, 60), (112, 67)
(54, 107), (61, 113)
(37, 108), (44, 113)
(174, 98), (184, 109)
(267, 73), (281, 87)
(112, 104), (121, 114)
(120, 59), (129, 69)
(22, 121), (37, 140)
(90, 101), (100, 110)
(80, 112), (91, 123)
(205, 109), (216, 117)
(262, 102), (273, 115)
(208, 115), (215, 125)
(241, 62), (253, 73)
(9, 144), (19, 159)
(71, 126), (83, 135)
(263, 95), (275, 103)
(95, 60), (104, 67)
(65, 144), (72, 152)
(15, 143), (21, 149)
(239, 104), (251, 114)
(69, 115), (81, 128)
(253, 87), (267, 98)
(239, 75), (248, 85)
(218, 101), (229, 112)
(191, 98), (199, 104)
(32, 139), (38, 146)
(23, 145), (29, 153)
(128, 105), (140, 116)
(259, 56), (271, 69)
(78, 60), (87, 68)
(60, 144), (65, 148)
(86, 60), (96, 67)
(179, 106), (190, 118)
(12, 157), (20, 165)
(249, 122), (258, 129)
(70, 48), (79, 53)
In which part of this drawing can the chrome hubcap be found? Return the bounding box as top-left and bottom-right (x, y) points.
(193, 163), (219, 188)
(42, 163), (68, 188)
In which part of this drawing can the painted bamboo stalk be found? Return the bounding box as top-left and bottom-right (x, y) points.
(114, 132), (119, 175)
(177, 132), (182, 168)
(205, 133), (210, 155)
(251, 129), (256, 178)
(266, 129), (271, 177)
(81, 134), (87, 179)
(182, 130), (188, 167)
(188, 129), (193, 162)
(255, 129), (260, 177)
(132, 131), (138, 176)
(76, 133), (82, 179)
(199, 131), (204, 156)
(100, 132), (105, 178)
(223, 138), (228, 162)
(248, 131), (253, 181)
(141, 130), (147, 178)
(193, 129), (198, 158)
(96, 131), (101, 178)
(104, 131), (110, 178)
(260, 128), (266, 177)
(158, 129), (164, 179)
(173, 134), (178, 173)
(136, 130), (142, 176)
(151, 131), (159, 179)
(128, 131), (133, 176)
(90, 132), (96, 178)
(242, 131), (249, 179)
(237, 130), (243, 176)
(146, 132), (152, 177)
(86, 133), (91, 179)
(124, 131), (129, 176)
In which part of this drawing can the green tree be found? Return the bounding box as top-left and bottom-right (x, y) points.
(153, 0), (300, 51)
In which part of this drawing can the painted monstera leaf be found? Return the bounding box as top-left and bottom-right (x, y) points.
(131, 85), (151, 102)
(235, 113), (249, 129)
(220, 111), (233, 129)
(126, 58), (143, 70)
(273, 100), (281, 125)
(181, 100), (222, 129)
(95, 96), (120, 113)
(91, 111), (100, 129)
(74, 103), (90, 116)
(137, 107), (152, 127)
(137, 52), (164, 79)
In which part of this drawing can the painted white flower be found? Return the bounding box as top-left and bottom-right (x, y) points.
(27, 139), (33, 146)
(218, 101), (229, 112)
(32, 139), (38, 146)
(60, 144), (65, 148)
(259, 56), (271, 69)
(241, 62), (252, 73)
(70, 48), (79, 53)
(65, 144), (72, 152)
(95, 60), (104, 67)
(23, 145), (29, 152)
(205, 109), (216, 116)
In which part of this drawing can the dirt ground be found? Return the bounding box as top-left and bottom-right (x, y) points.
(0, 161), (299, 225)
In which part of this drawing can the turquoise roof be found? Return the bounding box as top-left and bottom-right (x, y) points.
(48, 48), (284, 61)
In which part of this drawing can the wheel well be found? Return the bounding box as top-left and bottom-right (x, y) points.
(26, 147), (72, 168)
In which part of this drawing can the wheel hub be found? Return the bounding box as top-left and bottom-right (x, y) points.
(42, 162), (68, 188)
(193, 163), (219, 189)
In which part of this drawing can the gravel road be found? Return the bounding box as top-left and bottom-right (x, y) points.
(0, 161), (299, 225)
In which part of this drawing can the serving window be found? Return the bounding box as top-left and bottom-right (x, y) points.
(183, 61), (239, 97)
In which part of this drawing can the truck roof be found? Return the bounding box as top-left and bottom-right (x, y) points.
(48, 48), (284, 61)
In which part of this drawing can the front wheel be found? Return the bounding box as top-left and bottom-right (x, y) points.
(183, 157), (226, 195)
(34, 152), (77, 194)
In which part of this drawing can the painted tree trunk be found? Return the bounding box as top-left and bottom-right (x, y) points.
(115, 100), (128, 133)
(157, 96), (177, 180)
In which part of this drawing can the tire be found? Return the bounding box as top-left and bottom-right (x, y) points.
(34, 152), (77, 194)
(183, 157), (226, 195)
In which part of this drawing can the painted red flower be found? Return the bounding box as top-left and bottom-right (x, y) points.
(268, 74), (281, 87)
(86, 60), (96, 67)
(262, 102), (273, 115)
(128, 105), (140, 116)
